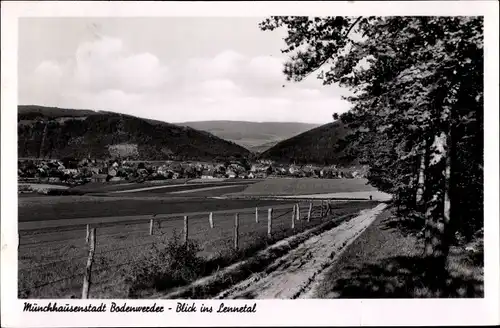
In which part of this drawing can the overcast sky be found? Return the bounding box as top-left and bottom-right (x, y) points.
(18, 17), (352, 124)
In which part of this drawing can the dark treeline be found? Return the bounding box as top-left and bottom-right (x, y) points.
(261, 16), (484, 295)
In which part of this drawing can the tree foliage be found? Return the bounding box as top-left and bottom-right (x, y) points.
(261, 16), (483, 278)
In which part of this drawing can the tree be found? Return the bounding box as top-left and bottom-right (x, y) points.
(261, 16), (483, 294)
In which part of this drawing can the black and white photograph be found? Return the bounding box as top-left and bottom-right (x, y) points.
(1, 1), (499, 327)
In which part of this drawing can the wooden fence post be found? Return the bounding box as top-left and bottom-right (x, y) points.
(308, 202), (312, 222)
(85, 224), (90, 244)
(183, 216), (188, 245)
(234, 213), (239, 251)
(209, 212), (214, 229)
(82, 228), (96, 299)
(267, 208), (273, 239)
(149, 218), (154, 235)
(296, 203), (301, 221)
(255, 207), (259, 223)
(291, 205), (296, 230)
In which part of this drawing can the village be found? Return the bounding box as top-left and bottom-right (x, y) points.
(17, 157), (367, 187)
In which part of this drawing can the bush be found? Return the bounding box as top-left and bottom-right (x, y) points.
(126, 231), (203, 298)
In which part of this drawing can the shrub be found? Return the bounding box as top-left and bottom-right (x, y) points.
(126, 231), (203, 298)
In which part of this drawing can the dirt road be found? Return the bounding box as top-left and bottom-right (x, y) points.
(216, 203), (388, 299)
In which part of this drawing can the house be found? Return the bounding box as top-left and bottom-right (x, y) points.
(169, 162), (183, 173)
(79, 158), (90, 166)
(201, 169), (214, 179)
(229, 163), (245, 173)
(343, 171), (354, 178)
(248, 172), (255, 179)
(91, 174), (108, 183)
(63, 168), (78, 175)
(90, 167), (100, 175)
(289, 165), (300, 175)
(302, 166), (314, 177)
(226, 169), (237, 179)
(215, 163), (226, 172)
(320, 167), (331, 178)
(157, 165), (170, 177)
(255, 172), (267, 179)
(252, 164), (270, 173)
(276, 166), (287, 175)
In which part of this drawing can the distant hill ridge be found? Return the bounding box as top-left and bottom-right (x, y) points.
(18, 105), (251, 161)
(179, 120), (320, 153)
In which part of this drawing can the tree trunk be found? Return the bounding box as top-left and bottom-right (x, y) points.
(423, 130), (451, 297)
(424, 82), (460, 268)
(415, 140), (427, 209)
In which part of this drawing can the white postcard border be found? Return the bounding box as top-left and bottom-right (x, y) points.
(1, 1), (499, 327)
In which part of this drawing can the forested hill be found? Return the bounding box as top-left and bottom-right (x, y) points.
(259, 120), (357, 166)
(18, 105), (251, 161)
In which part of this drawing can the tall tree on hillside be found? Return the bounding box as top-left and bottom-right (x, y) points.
(260, 16), (483, 294)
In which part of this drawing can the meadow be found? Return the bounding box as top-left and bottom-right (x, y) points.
(18, 200), (380, 298)
(227, 178), (378, 197)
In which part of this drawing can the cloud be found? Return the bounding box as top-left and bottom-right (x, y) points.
(247, 56), (284, 81)
(73, 36), (169, 92)
(200, 78), (243, 99)
(22, 36), (352, 124)
(186, 50), (246, 81)
(34, 60), (64, 81)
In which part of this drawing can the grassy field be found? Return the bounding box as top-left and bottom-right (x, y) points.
(107, 181), (255, 195)
(227, 178), (377, 197)
(313, 208), (484, 298)
(70, 178), (259, 194)
(18, 200), (380, 298)
(18, 196), (299, 222)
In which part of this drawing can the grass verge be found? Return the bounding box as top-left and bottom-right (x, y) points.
(313, 207), (484, 298)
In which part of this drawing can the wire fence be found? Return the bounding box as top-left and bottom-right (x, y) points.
(18, 200), (364, 298)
